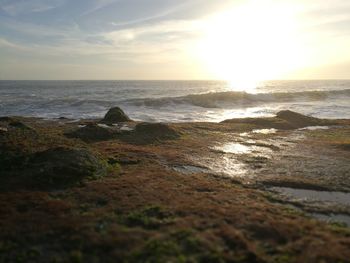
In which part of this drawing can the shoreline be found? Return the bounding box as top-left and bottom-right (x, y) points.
(1, 109), (350, 262)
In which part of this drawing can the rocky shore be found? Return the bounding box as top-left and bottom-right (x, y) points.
(1, 108), (350, 263)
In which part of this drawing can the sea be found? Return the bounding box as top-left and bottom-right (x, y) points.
(0, 80), (349, 122)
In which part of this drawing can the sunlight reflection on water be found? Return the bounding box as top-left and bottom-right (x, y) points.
(205, 156), (247, 178)
(252, 128), (277, 134)
(214, 143), (252, 154)
(206, 142), (273, 178)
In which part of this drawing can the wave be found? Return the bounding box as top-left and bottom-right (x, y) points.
(122, 89), (350, 109)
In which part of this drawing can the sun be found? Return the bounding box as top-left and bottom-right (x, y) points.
(196, 0), (306, 92)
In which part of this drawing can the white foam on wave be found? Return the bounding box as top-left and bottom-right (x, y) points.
(298, 126), (330, 131)
(97, 123), (111, 129)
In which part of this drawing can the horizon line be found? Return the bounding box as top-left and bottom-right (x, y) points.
(1, 79), (350, 82)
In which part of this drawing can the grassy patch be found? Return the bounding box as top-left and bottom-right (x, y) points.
(70, 250), (83, 263)
(307, 129), (350, 149)
(104, 160), (121, 176)
(128, 230), (223, 263)
(272, 253), (294, 263)
(0, 241), (42, 263)
(328, 222), (350, 236)
(119, 205), (174, 229)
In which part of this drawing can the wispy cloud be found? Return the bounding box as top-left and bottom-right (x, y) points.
(0, 0), (208, 61)
(1, 18), (202, 63)
(1, 0), (63, 15)
(1, 0), (350, 79)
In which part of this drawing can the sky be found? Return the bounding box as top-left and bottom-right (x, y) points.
(0, 0), (350, 80)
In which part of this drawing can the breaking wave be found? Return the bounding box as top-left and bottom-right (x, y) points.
(123, 89), (350, 109)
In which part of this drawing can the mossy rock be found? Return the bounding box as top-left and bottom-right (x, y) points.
(101, 107), (131, 123)
(0, 119), (111, 189)
(65, 123), (115, 142)
(0, 146), (110, 190)
(0, 121), (39, 170)
(0, 117), (36, 134)
(27, 147), (109, 188)
(134, 123), (180, 140)
(8, 121), (34, 130)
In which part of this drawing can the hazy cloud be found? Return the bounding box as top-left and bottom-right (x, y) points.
(1, 0), (350, 79)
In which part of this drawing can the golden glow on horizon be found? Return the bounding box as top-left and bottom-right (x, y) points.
(197, 1), (307, 91)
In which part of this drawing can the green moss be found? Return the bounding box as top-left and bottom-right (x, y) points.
(273, 253), (294, 263)
(262, 192), (279, 202)
(70, 250), (83, 263)
(120, 205), (174, 229)
(0, 241), (42, 263)
(107, 161), (121, 175)
(27, 247), (41, 258)
(130, 239), (183, 263)
(282, 206), (305, 216)
(127, 230), (223, 263)
(307, 129), (350, 147)
(330, 221), (348, 228)
(329, 222), (350, 236)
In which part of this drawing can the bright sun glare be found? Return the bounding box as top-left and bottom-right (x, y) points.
(197, 1), (306, 92)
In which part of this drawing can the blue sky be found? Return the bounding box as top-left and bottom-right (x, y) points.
(0, 0), (350, 80)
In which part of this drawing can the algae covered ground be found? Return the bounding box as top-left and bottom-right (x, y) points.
(1, 110), (350, 263)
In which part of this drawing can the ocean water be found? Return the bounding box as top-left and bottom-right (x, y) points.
(0, 80), (349, 122)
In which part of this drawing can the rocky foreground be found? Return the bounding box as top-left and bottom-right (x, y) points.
(1, 108), (350, 263)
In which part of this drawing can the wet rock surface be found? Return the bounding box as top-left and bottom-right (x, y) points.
(182, 123), (350, 226)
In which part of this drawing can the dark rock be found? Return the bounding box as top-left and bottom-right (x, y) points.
(101, 107), (131, 123)
(338, 143), (350, 151)
(65, 123), (115, 142)
(0, 149), (28, 171)
(276, 110), (322, 128)
(0, 116), (15, 122)
(27, 147), (108, 188)
(221, 117), (292, 130)
(134, 123), (180, 140)
(222, 110), (334, 130)
(261, 179), (330, 191)
(8, 120), (34, 130)
(0, 117), (35, 131)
